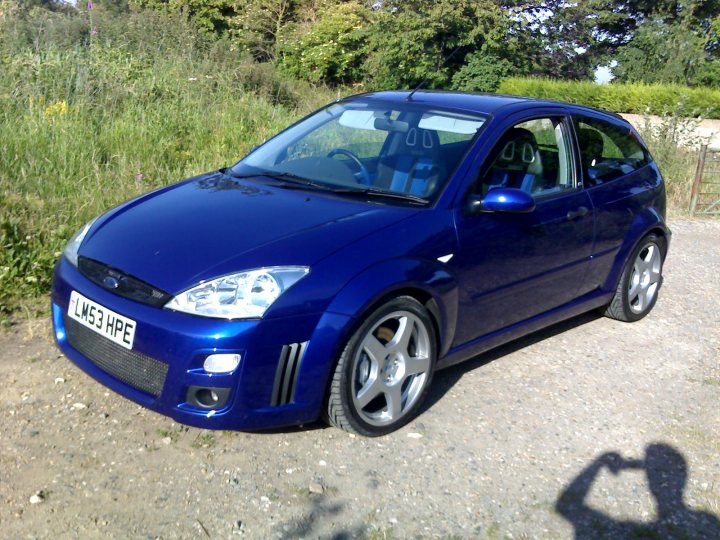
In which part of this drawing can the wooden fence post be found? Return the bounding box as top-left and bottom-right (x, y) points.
(690, 144), (708, 214)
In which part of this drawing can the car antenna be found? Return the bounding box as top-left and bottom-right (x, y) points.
(406, 45), (463, 101)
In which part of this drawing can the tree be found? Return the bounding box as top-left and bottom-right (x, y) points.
(613, 17), (707, 85)
(451, 51), (515, 92)
(230, 0), (300, 61)
(606, 0), (720, 86)
(278, 1), (369, 84)
(362, 0), (505, 90)
(498, 1), (596, 80)
(130, 0), (236, 34)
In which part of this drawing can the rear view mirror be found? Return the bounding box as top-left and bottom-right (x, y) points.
(466, 188), (536, 215)
(373, 117), (409, 133)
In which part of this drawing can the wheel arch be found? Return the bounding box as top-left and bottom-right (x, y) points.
(601, 207), (670, 293)
(323, 258), (459, 362)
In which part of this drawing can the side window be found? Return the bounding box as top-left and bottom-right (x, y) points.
(573, 116), (651, 185)
(479, 117), (574, 197)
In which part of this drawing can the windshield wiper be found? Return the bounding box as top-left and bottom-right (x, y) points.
(337, 187), (429, 204)
(226, 169), (428, 203)
(227, 170), (334, 190)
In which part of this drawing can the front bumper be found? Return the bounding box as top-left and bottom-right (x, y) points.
(51, 257), (352, 430)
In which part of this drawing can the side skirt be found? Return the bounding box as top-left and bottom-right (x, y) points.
(437, 290), (613, 370)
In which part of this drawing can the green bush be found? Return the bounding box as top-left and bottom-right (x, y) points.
(451, 52), (514, 93)
(497, 77), (720, 118)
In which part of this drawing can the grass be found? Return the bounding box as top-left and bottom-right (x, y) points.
(190, 431), (216, 449)
(636, 115), (701, 213)
(0, 7), (335, 317)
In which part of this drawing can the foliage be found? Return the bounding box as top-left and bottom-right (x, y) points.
(129, 0), (237, 34)
(278, 1), (368, 84)
(362, 0), (504, 90)
(498, 77), (720, 118)
(637, 115), (702, 210)
(229, 0), (300, 61)
(498, 1), (596, 80)
(0, 5), (334, 316)
(58, 0), (720, 91)
(613, 17), (712, 86)
(451, 51), (515, 93)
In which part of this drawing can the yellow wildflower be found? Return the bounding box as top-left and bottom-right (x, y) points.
(43, 100), (69, 120)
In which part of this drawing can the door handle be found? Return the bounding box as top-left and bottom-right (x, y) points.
(567, 206), (589, 221)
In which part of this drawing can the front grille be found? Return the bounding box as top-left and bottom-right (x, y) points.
(271, 342), (307, 406)
(64, 315), (168, 397)
(78, 257), (172, 307)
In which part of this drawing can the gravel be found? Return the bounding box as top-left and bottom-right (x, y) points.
(1, 218), (718, 539)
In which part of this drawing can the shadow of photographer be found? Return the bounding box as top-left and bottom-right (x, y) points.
(556, 443), (719, 539)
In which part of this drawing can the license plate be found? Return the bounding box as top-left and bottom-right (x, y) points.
(68, 291), (136, 350)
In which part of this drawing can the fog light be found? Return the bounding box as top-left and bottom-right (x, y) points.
(187, 386), (230, 409)
(203, 353), (241, 373)
(195, 388), (219, 407)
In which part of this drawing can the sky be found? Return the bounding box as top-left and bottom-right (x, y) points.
(595, 65), (614, 84)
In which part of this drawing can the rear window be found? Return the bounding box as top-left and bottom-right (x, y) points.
(573, 116), (651, 185)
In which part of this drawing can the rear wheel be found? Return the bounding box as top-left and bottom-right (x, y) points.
(325, 297), (436, 436)
(604, 233), (666, 322)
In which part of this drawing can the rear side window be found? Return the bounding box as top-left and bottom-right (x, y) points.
(573, 116), (651, 185)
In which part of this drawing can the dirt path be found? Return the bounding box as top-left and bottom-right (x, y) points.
(1, 219), (718, 539)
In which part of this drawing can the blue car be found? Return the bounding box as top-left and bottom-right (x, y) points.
(51, 91), (670, 436)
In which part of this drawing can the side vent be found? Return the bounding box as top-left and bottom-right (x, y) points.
(271, 342), (307, 406)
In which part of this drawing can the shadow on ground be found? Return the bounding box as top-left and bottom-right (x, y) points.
(276, 495), (369, 540)
(421, 310), (602, 415)
(556, 443), (720, 539)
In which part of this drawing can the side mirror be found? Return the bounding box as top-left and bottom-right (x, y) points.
(466, 188), (536, 215)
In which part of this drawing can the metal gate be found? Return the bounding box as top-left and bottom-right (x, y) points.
(690, 145), (720, 215)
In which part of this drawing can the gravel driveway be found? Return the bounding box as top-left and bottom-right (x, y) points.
(1, 218), (718, 539)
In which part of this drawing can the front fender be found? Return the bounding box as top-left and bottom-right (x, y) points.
(325, 258), (459, 359)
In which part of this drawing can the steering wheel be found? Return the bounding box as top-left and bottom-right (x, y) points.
(327, 148), (371, 185)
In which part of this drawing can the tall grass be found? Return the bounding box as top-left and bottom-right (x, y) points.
(0, 7), (335, 316)
(636, 116), (702, 212)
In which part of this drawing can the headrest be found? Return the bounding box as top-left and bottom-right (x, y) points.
(497, 127), (538, 165)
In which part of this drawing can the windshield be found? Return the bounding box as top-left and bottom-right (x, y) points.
(230, 99), (488, 202)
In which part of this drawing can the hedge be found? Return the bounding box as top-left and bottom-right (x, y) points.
(497, 77), (720, 118)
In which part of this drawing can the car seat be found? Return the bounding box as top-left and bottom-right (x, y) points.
(375, 127), (443, 197)
(485, 127), (543, 193)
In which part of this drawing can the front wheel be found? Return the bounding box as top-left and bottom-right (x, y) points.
(325, 297), (436, 436)
(604, 233), (666, 322)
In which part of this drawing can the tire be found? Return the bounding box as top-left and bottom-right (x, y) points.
(604, 233), (666, 322)
(325, 296), (437, 436)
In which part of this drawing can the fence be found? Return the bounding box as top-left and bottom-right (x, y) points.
(690, 145), (720, 215)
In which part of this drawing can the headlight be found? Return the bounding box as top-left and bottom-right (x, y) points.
(164, 267), (310, 319)
(63, 217), (99, 267)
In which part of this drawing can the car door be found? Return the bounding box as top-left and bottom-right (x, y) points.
(571, 113), (663, 292)
(452, 114), (594, 346)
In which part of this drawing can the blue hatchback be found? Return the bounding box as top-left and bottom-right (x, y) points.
(52, 91), (670, 436)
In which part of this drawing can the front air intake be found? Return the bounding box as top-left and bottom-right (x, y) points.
(64, 315), (168, 397)
(271, 342), (307, 406)
(78, 256), (172, 307)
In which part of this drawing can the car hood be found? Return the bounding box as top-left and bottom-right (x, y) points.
(80, 172), (416, 294)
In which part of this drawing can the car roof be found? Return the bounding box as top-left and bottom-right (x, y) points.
(350, 90), (627, 124)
